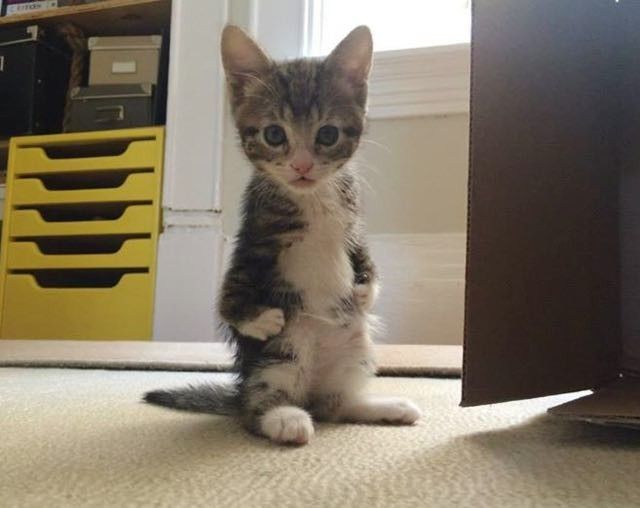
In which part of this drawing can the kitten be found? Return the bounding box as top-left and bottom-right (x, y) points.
(144, 25), (421, 445)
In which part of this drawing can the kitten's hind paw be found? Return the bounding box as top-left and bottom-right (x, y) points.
(260, 406), (314, 445)
(238, 308), (285, 341)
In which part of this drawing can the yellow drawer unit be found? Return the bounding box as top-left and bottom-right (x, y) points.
(0, 127), (164, 340)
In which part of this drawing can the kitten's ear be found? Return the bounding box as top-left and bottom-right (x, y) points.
(220, 25), (271, 89)
(325, 25), (373, 86)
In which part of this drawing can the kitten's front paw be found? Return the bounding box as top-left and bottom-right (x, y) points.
(261, 406), (314, 445)
(354, 282), (379, 312)
(238, 308), (285, 341)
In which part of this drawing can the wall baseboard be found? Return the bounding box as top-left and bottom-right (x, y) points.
(153, 216), (224, 342)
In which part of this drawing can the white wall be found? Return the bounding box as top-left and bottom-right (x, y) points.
(360, 115), (469, 234)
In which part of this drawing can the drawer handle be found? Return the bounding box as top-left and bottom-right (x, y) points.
(12, 268), (149, 288)
(95, 105), (125, 123)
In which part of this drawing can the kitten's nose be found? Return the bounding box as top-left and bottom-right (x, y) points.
(290, 150), (314, 176)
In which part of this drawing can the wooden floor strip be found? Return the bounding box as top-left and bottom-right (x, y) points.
(0, 340), (462, 376)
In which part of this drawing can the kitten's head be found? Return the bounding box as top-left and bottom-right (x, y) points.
(221, 25), (373, 194)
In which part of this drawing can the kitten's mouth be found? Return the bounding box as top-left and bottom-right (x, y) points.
(290, 177), (317, 188)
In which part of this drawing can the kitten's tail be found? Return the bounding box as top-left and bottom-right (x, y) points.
(143, 383), (239, 415)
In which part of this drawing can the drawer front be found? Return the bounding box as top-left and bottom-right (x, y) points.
(9, 204), (156, 237)
(11, 172), (158, 206)
(1, 273), (154, 340)
(11, 138), (159, 175)
(6, 238), (153, 270)
(69, 97), (153, 133)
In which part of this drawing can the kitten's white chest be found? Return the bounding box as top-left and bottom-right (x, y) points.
(278, 197), (353, 315)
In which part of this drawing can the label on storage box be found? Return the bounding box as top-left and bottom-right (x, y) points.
(112, 61), (137, 74)
(6, 0), (58, 15)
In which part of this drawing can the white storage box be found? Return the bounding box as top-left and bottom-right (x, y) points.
(88, 35), (162, 85)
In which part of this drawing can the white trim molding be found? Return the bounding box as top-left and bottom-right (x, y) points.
(163, 0), (227, 211)
(154, 0), (228, 341)
(248, 0), (310, 59)
(162, 210), (222, 229)
(153, 225), (225, 342)
(368, 44), (471, 119)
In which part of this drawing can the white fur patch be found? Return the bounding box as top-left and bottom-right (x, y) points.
(340, 397), (422, 424)
(260, 406), (314, 445)
(354, 281), (380, 312)
(276, 309), (374, 402)
(238, 308), (285, 341)
(278, 189), (353, 317)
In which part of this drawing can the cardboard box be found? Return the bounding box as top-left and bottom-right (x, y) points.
(0, 25), (70, 136)
(88, 35), (162, 86)
(463, 0), (640, 428)
(4, 0), (57, 16)
(68, 84), (157, 132)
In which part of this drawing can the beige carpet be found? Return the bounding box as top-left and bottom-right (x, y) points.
(1, 368), (639, 508)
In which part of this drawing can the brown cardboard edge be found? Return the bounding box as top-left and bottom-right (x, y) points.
(548, 376), (640, 429)
(550, 414), (640, 430)
(0, 340), (463, 377)
(460, 0), (477, 407)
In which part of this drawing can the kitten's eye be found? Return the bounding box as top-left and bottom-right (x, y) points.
(316, 125), (339, 146)
(263, 125), (287, 146)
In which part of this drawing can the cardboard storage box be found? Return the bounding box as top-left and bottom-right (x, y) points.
(0, 25), (70, 136)
(463, 0), (640, 427)
(68, 84), (156, 132)
(88, 35), (162, 85)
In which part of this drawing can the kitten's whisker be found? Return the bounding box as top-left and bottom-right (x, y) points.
(352, 153), (383, 174)
(360, 138), (392, 153)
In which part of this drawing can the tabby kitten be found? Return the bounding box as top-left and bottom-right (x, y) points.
(144, 25), (421, 445)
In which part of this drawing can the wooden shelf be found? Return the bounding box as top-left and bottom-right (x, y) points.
(0, 138), (8, 158)
(0, 0), (171, 36)
(1, 139), (9, 179)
